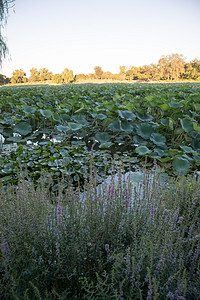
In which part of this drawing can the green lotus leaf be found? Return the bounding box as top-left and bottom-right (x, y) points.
(52, 113), (61, 122)
(120, 121), (134, 133)
(173, 157), (190, 175)
(68, 122), (83, 131)
(118, 110), (136, 121)
(135, 145), (152, 155)
(95, 132), (111, 143)
(160, 104), (170, 111)
(40, 109), (52, 118)
(133, 135), (148, 146)
(180, 119), (193, 133)
(158, 157), (172, 163)
(150, 133), (166, 146)
(61, 114), (69, 122)
(23, 105), (36, 114)
(107, 120), (121, 132)
(3, 128), (13, 137)
(56, 125), (70, 132)
(169, 102), (183, 108)
(193, 122), (200, 134)
(71, 114), (89, 125)
(91, 113), (107, 120)
(99, 142), (113, 148)
(161, 118), (169, 126)
(154, 147), (167, 157)
(136, 123), (154, 140)
(193, 154), (200, 162)
(136, 112), (154, 122)
(14, 122), (32, 136)
(180, 145), (196, 154)
(63, 157), (71, 165)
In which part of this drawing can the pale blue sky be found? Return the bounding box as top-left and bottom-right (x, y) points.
(1, 0), (200, 77)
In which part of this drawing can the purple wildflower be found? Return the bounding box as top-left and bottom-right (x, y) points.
(150, 205), (155, 214)
(57, 205), (61, 219)
(3, 243), (9, 254)
(110, 188), (114, 196)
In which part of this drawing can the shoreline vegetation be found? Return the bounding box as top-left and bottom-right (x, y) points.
(0, 164), (200, 299)
(1, 54), (200, 86)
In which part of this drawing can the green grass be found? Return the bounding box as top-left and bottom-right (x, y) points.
(0, 162), (199, 299)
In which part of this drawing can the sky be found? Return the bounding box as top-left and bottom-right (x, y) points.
(1, 0), (200, 77)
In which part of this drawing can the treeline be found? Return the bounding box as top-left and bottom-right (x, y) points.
(1, 53), (200, 85)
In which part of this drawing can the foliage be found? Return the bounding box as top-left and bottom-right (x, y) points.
(0, 0), (15, 65)
(10, 69), (28, 84)
(0, 82), (199, 187)
(0, 165), (199, 299)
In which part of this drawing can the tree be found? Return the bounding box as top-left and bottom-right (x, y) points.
(11, 69), (27, 84)
(0, 73), (9, 84)
(94, 66), (103, 79)
(61, 68), (74, 83)
(52, 73), (63, 84)
(38, 68), (52, 81)
(29, 68), (40, 82)
(0, 0), (15, 65)
(158, 54), (186, 80)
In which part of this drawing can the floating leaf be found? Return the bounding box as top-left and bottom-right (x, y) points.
(56, 125), (70, 132)
(193, 122), (200, 134)
(68, 122), (83, 131)
(180, 119), (193, 133)
(95, 132), (111, 143)
(136, 123), (154, 140)
(180, 145), (196, 154)
(150, 133), (166, 146)
(136, 112), (154, 122)
(120, 121), (134, 133)
(108, 120), (121, 132)
(160, 104), (170, 111)
(169, 102), (183, 108)
(99, 142), (112, 148)
(14, 122), (32, 136)
(118, 110), (136, 121)
(161, 118), (169, 126)
(23, 105), (36, 114)
(52, 113), (61, 122)
(173, 157), (190, 175)
(135, 145), (152, 155)
(133, 135), (148, 146)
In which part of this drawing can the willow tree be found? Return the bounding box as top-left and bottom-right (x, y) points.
(0, 0), (14, 66)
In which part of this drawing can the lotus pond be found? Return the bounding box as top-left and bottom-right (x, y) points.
(0, 82), (200, 188)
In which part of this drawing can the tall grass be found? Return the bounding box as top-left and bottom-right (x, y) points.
(0, 163), (199, 299)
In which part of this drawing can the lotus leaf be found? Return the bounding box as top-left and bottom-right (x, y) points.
(180, 145), (196, 154)
(135, 145), (152, 155)
(136, 112), (154, 122)
(40, 109), (52, 118)
(68, 122), (83, 131)
(120, 121), (134, 133)
(150, 133), (166, 146)
(14, 122), (32, 136)
(169, 102), (183, 108)
(136, 123), (154, 140)
(173, 157), (190, 175)
(133, 135), (148, 146)
(108, 120), (121, 132)
(95, 132), (111, 143)
(23, 105), (36, 114)
(193, 122), (200, 134)
(180, 119), (193, 133)
(118, 110), (136, 121)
